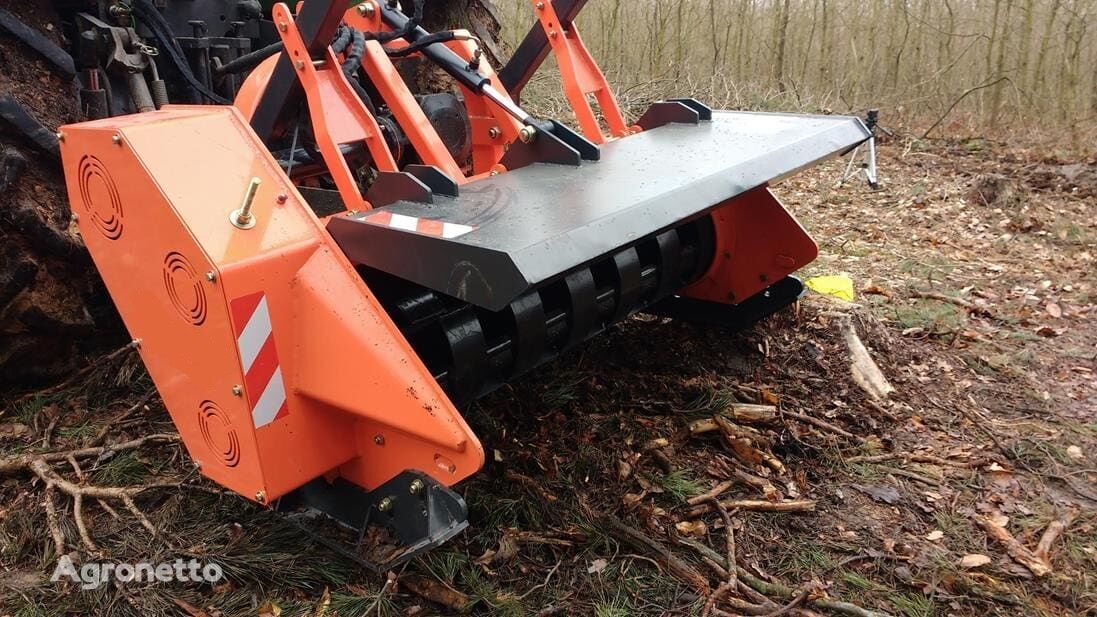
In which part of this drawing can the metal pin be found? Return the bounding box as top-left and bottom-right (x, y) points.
(357, 2), (375, 17)
(518, 125), (538, 144)
(409, 479), (425, 495)
(377, 497), (394, 512)
(230, 177), (261, 229)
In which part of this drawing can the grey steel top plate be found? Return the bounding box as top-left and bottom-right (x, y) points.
(327, 111), (870, 311)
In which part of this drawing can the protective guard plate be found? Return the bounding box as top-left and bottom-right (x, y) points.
(328, 111), (870, 311)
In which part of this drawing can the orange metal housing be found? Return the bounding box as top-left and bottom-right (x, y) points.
(60, 106), (484, 503)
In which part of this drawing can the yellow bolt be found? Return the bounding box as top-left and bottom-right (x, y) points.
(231, 177), (262, 229)
(255, 491), (266, 504)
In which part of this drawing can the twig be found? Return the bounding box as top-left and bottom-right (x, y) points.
(975, 516), (1051, 577)
(762, 588), (811, 617)
(1034, 510), (1077, 562)
(909, 290), (993, 317)
(922, 76), (1009, 138)
(687, 480), (735, 506)
(13, 340), (139, 403)
(685, 499), (816, 518)
(845, 452), (978, 468)
(679, 538), (893, 617)
(780, 410), (857, 440)
(600, 514), (710, 594)
(0, 434), (179, 474)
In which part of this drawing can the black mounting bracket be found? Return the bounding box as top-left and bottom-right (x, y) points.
(278, 470), (469, 572)
(646, 276), (805, 331)
(637, 99), (714, 131)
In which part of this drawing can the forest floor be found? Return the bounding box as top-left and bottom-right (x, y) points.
(1, 128), (1094, 617)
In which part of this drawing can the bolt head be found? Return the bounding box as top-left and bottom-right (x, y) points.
(488, 127), (501, 139)
(205, 271), (217, 282)
(549, 30), (558, 38)
(112, 134), (122, 145)
(56, 131), (65, 142)
(232, 385), (243, 396)
(373, 434), (385, 445)
(536, 1), (545, 8)
(71, 213), (79, 223)
(276, 193), (288, 204)
(377, 497), (394, 512)
(278, 21), (287, 32)
(519, 125), (537, 143)
(255, 491), (266, 503)
(409, 479), (425, 495)
(294, 60), (305, 70)
(357, 2), (376, 17)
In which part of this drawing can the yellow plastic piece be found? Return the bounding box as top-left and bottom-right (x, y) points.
(805, 275), (855, 302)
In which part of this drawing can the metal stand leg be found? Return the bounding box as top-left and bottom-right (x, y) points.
(839, 108), (880, 190)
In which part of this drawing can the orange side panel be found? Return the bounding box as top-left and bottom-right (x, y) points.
(60, 106), (484, 502)
(685, 187), (819, 305)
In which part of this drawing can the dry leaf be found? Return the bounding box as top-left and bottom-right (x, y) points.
(926, 530), (944, 541)
(587, 558), (608, 574)
(257, 601), (282, 617)
(675, 520), (708, 537)
(1066, 446), (1083, 461)
(960, 554), (992, 569)
(1046, 302), (1062, 318)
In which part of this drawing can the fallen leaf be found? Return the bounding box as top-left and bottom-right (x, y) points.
(675, 520), (708, 537)
(258, 601), (282, 617)
(960, 554), (992, 569)
(1046, 302), (1062, 318)
(926, 530), (945, 541)
(852, 483), (902, 504)
(1066, 446), (1083, 461)
(587, 558), (608, 574)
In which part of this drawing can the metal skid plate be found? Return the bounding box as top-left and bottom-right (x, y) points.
(278, 470), (468, 572)
(328, 111), (870, 311)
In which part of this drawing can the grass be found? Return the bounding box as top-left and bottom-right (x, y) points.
(893, 299), (966, 332)
(889, 592), (936, 617)
(648, 470), (705, 502)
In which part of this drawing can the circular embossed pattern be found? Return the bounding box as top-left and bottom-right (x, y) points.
(163, 252), (207, 326)
(198, 400), (240, 468)
(78, 156), (124, 240)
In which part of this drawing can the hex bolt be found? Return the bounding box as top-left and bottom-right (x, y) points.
(549, 30), (558, 38)
(373, 434), (385, 445)
(488, 126), (501, 139)
(230, 177), (261, 229)
(518, 125), (537, 144)
(232, 385), (243, 396)
(56, 131), (65, 143)
(205, 271), (217, 282)
(278, 21), (287, 32)
(295, 60), (305, 70)
(112, 134), (122, 145)
(71, 213), (79, 223)
(276, 193), (288, 204)
(409, 479), (425, 495)
(377, 497), (394, 512)
(536, 1), (545, 8)
(255, 491), (266, 504)
(131, 338), (142, 349)
(357, 2), (376, 17)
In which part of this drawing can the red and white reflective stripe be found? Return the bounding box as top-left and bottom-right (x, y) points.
(364, 211), (476, 239)
(230, 292), (288, 429)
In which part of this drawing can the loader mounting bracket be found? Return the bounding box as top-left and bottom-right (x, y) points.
(279, 470), (468, 572)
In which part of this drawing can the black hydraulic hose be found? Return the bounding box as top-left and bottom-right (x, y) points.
(131, 0), (230, 104)
(215, 41), (283, 75)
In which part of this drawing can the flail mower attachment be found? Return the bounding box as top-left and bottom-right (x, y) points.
(59, 0), (870, 569)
